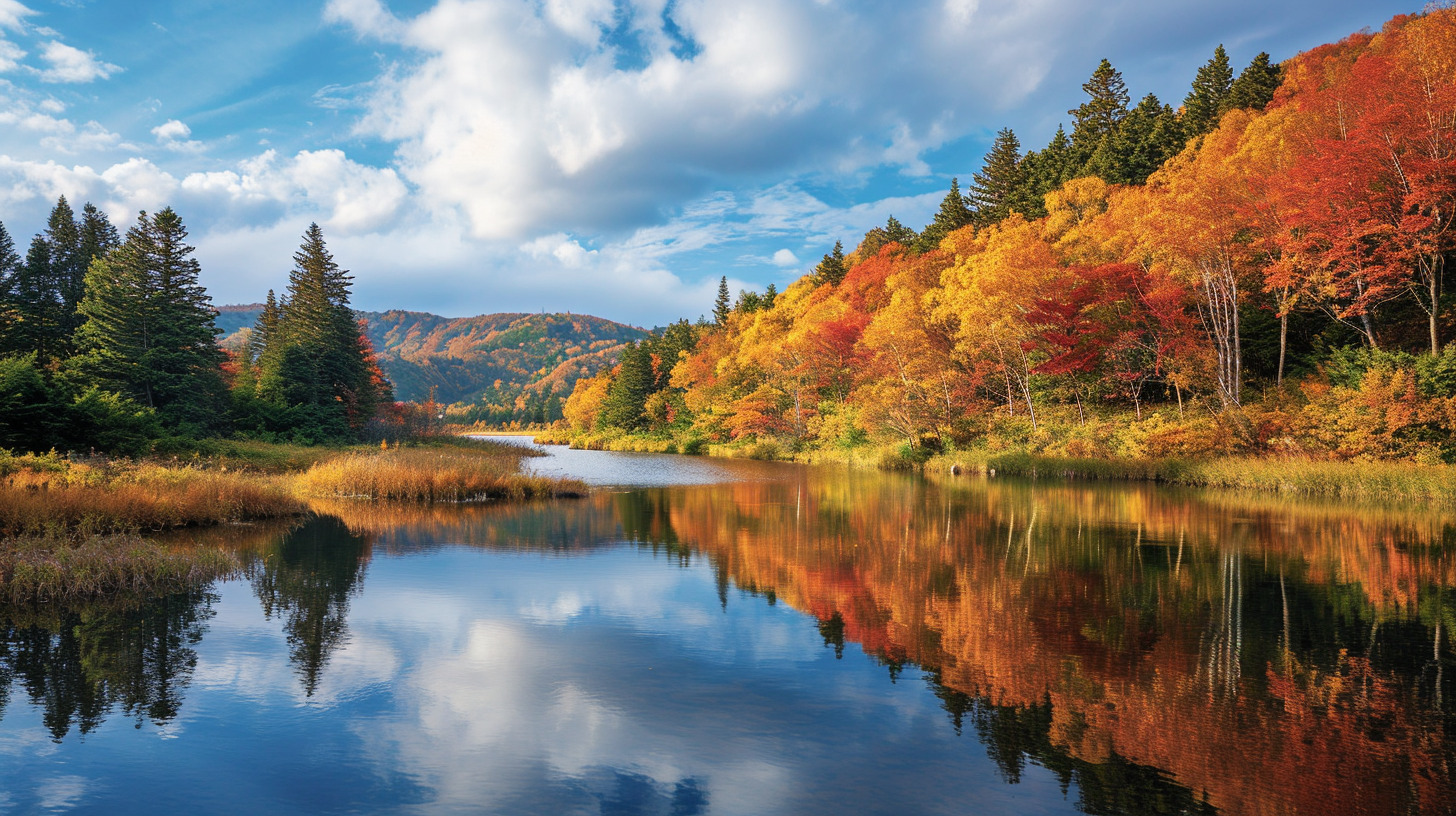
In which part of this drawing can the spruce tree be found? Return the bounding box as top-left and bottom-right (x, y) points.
(1182, 45), (1234, 137)
(0, 221), (20, 353)
(970, 129), (1024, 226)
(597, 342), (654, 429)
(1103, 94), (1183, 185)
(1225, 52), (1282, 113)
(1010, 126), (1074, 219)
(713, 276), (732, 324)
(763, 283), (778, 310)
(1070, 60), (1130, 164)
(883, 217), (918, 246)
(814, 240), (848, 285)
(44, 197), (86, 345)
(251, 289), (281, 363)
(71, 208), (227, 431)
(12, 236), (63, 362)
(916, 178), (974, 252)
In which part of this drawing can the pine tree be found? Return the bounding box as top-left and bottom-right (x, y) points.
(713, 276), (732, 324)
(1182, 44), (1234, 137)
(1070, 60), (1130, 163)
(1102, 94), (1184, 185)
(883, 217), (918, 246)
(71, 208), (227, 430)
(813, 241), (848, 286)
(11, 236), (63, 362)
(763, 283), (778, 310)
(257, 224), (386, 433)
(1010, 126), (1074, 219)
(44, 197), (82, 340)
(1225, 52), (1282, 113)
(251, 289), (281, 363)
(0, 221), (20, 353)
(916, 178), (974, 252)
(598, 341), (654, 429)
(970, 129), (1024, 226)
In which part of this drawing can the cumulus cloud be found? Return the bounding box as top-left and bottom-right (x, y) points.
(0, 0), (35, 33)
(0, 36), (23, 72)
(38, 40), (120, 83)
(340, 0), (1060, 241)
(771, 249), (799, 267)
(151, 119), (191, 142)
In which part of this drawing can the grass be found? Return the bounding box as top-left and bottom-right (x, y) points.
(963, 451), (1456, 503)
(0, 461), (304, 537)
(295, 446), (585, 501)
(0, 535), (240, 605)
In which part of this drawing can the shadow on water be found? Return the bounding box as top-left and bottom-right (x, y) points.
(2, 448), (1454, 814)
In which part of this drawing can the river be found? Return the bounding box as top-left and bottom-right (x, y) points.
(1, 438), (1452, 815)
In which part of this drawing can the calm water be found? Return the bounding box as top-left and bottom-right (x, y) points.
(2, 439), (1454, 815)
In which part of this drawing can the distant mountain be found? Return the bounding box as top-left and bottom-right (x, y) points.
(214, 306), (647, 404)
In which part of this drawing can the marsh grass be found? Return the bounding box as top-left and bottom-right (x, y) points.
(968, 452), (1456, 503)
(0, 463), (303, 537)
(295, 446), (585, 501)
(0, 535), (239, 605)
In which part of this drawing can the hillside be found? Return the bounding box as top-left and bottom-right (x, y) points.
(214, 307), (647, 405)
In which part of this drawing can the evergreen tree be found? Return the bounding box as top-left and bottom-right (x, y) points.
(712, 276), (732, 325)
(883, 217), (918, 246)
(763, 282), (778, 310)
(813, 241), (848, 286)
(970, 129), (1024, 226)
(0, 221), (21, 352)
(916, 178), (974, 252)
(1010, 126), (1074, 219)
(70, 208), (227, 431)
(598, 341), (655, 429)
(1225, 52), (1282, 113)
(1101, 94), (1184, 185)
(11, 236), (63, 362)
(1070, 59), (1130, 164)
(1182, 44), (1234, 137)
(256, 224), (386, 434)
(250, 289), (281, 363)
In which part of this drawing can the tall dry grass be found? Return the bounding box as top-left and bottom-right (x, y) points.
(294, 447), (585, 502)
(0, 462), (304, 537)
(0, 535), (239, 605)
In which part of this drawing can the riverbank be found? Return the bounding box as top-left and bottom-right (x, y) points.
(0, 438), (586, 605)
(527, 426), (1456, 505)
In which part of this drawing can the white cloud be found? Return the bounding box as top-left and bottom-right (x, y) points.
(771, 249), (799, 267)
(0, 36), (23, 72)
(346, 0), (1057, 242)
(151, 118), (191, 142)
(324, 0), (405, 40)
(0, 0), (34, 33)
(38, 41), (120, 83)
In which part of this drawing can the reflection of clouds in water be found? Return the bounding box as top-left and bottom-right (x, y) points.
(195, 624), (401, 706)
(35, 775), (88, 812)
(366, 619), (798, 815)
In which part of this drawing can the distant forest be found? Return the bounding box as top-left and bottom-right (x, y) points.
(565, 9), (1456, 463)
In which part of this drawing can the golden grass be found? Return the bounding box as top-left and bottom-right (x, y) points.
(294, 447), (585, 502)
(0, 463), (304, 537)
(0, 535), (240, 605)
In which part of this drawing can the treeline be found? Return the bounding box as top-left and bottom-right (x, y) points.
(566, 9), (1456, 463)
(0, 202), (406, 453)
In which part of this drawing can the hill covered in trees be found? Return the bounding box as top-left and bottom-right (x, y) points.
(562, 8), (1456, 467)
(218, 308), (647, 421)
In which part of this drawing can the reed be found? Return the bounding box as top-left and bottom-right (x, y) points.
(0, 463), (304, 537)
(973, 452), (1456, 503)
(294, 447), (585, 501)
(0, 535), (240, 605)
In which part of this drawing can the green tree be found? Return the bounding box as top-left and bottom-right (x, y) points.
(916, 177), (974, 252)
(970, 129), (1024, 226)
(763, 282), (778, 309)
(1011, 126), (1074, 218)
(1182, 44), (1234, 137)
(598, 341), (655, 429)
(0, 221), (21, 352)
(257, 224), (386, 434)
(1225, 52), (1282, 112)
(10, 236), (63, 362)
(1098, 94), (1184, 185)
(813, 241), (848, 285)
(70, 208), (227, 432)
(44, 197), (83, 345)
(713, 276), (732, 324)
(1070, 59), (1130, 164)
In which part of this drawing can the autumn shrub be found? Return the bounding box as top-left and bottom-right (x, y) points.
(1297, 365), (1456, 462)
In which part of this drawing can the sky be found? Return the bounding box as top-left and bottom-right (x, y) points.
(0, 0), (1425, 326)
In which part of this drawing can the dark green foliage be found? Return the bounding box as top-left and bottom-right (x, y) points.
(250, 290), (280, 364)
(44, 197), (84, 348)
(763, 283), (778, 309)
(1183, 44), (1234, 137)
(1069, 59), (1130, 165)
(1098, 94), (1185, 185)
(0, 222), (22, 353)
(599, 342), (656, 430)
(713, 276), (732, 324)
(970, 129), (1024, 226)
(1010, 126), (1075, 219)
(65, 386), (162, 456)
(813, 241), (848, 285)
(69, 208), (228, 433)
(9, 236), (63, 362)
(916, 178), (974, 252)
(734, 289), (763, 313)
(251, 224), (386, 439)
(0, 354), (60, 450)
(1226, 52), (1282, 113)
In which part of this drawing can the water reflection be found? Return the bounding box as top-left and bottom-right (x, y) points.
(0, 450), (1453, 815)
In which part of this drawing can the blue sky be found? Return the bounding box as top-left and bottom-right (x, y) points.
(0, 0), (1423, 326)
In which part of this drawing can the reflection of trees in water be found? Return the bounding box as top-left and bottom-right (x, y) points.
(250, 514), (372, 696)
(0, 590), (216, 741)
